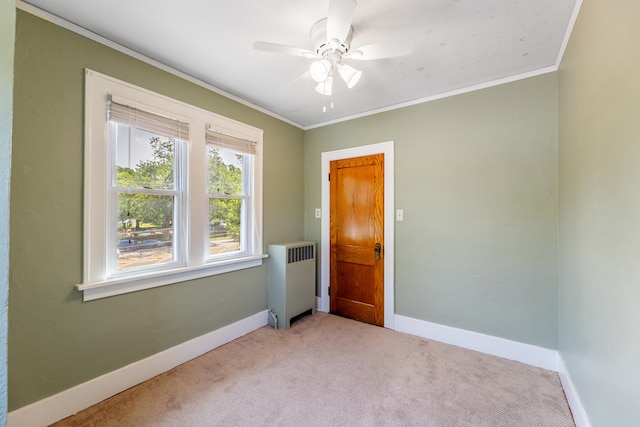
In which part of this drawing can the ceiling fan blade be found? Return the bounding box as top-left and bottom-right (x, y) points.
(347, 39), (415, 60)
(287, 71), (313, 91)
(253, 41), (316, 58)
(326, 0), (357, 43)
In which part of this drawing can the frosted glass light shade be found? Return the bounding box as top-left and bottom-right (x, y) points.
(309, 60), (332, 83)
(315, 76), (333, 96)
(339, 64), (362, 88)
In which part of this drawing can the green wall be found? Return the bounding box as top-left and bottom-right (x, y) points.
(1, 0), (15, 422)
(558, 1), (640, 425)
(305, 74), (559, 349)
(9, 10), (305, 410)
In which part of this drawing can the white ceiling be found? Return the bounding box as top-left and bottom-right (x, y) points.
(21, 0), (579, 129)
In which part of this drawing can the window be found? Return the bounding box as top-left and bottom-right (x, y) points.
(78, 70), (264, 301)
(110, 98), (187, 274)
(205, 127), (258, 261)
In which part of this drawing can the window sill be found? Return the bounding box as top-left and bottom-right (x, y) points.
(76, 254), (268, 301)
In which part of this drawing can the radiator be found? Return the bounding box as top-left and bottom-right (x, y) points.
(267, 241), (316, 330)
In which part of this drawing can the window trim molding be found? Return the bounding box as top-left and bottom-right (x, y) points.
(78, 69), (264, 301)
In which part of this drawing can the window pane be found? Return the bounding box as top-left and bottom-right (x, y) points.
(208, 145), (243, 195)
(209, 198), (241, 256)
(114, 123), (175, 190)
(117, 193), (175, 271)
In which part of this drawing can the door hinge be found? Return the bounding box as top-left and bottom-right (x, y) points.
(328, 286), (330, 296)
(328, 172), (330, 181)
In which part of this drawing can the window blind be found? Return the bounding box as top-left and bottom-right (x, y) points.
(206, 125), (257, 155)
(107, 95), (190, 141)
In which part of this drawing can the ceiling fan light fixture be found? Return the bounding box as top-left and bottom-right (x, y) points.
(315, 75), (333, 96)
(309, 59), (332, 83)
(339, 63), (362, 88)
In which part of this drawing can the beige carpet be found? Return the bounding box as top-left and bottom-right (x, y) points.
(52, 313), (575, 426)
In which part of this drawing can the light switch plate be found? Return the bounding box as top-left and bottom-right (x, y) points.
(396, 209), (404, 221)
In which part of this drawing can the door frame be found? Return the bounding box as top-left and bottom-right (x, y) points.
(320, 141), (395, 329)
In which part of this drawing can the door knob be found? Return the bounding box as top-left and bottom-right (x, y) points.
(374, 243), (381, 260)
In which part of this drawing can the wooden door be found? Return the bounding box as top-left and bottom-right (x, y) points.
(330, 153), (384, 326)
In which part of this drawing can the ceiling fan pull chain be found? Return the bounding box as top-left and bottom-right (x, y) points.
(322, 98), (335, 113)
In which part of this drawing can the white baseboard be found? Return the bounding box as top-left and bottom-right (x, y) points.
(7, 310), (269, 427)
(394, 314), (593, 425)
(558, 354), (592, 427)
(394, 314), (560, 372)
(8, 310), (590, 427)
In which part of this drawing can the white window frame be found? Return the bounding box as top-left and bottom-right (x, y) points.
(205, 127), (258, 263)
(77, 69), (264, 301)
(106, 115), (188, 278)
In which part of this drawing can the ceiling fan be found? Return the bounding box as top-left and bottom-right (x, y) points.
(253, 0), (414, 96)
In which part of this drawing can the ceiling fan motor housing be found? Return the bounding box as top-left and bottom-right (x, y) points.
(311, 18), (353, 58)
